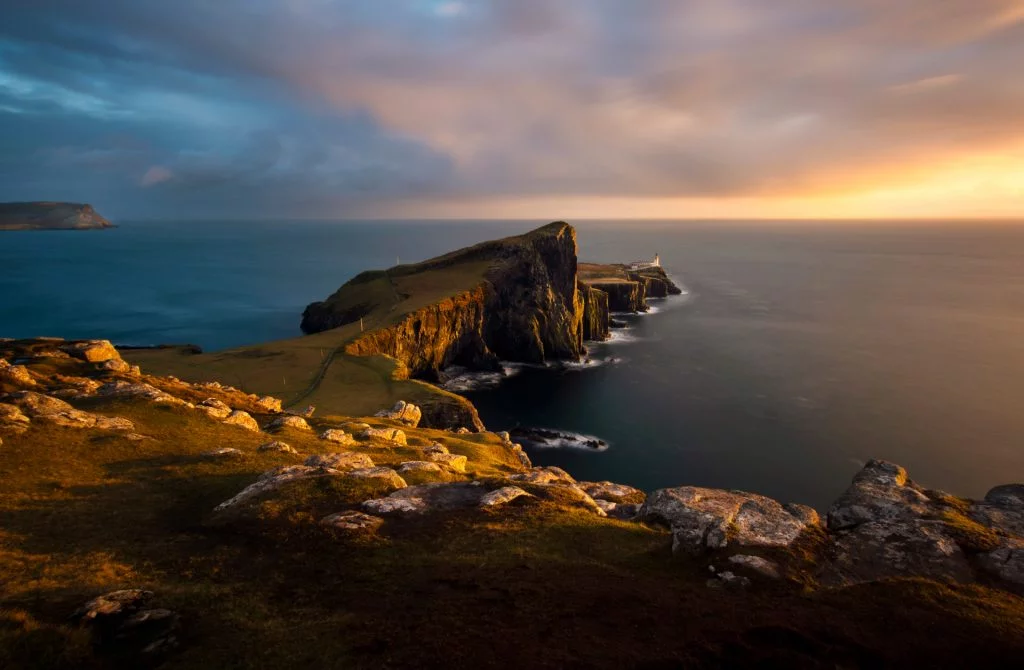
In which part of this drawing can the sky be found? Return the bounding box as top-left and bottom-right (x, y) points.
(0, 0), (1022, 220)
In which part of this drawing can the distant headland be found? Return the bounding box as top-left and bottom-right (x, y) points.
(0, 201), (114, 231)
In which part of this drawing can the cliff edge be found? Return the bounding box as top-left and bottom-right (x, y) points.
(0, 202), (114, 231)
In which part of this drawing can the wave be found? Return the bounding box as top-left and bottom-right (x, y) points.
(510, 427), (610, 452)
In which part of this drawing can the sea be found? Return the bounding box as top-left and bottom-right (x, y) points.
(2, 219), (1023, 509)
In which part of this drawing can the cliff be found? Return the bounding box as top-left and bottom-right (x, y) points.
(0, 202), (114, 231)
(579, 263), (683, 313)
(580, 281), (610, 341)
(303, 222), (588, 379)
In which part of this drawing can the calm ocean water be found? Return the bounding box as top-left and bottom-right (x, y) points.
(2, 219), (1023, 508)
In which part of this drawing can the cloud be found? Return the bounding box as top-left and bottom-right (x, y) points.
(0, 0), (1021, 217)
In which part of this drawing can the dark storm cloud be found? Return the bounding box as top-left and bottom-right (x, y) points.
(0, 0), (1021, 216)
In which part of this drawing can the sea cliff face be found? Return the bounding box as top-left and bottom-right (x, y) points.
(0, 202), (114, 231)
(580, 282), (610, 341)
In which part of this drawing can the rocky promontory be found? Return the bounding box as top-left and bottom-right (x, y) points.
(0, 202), (114, 231)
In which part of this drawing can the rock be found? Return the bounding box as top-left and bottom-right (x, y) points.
(374, 400), (423, 427)
(455, 427), (471, 435)
(4, 391), (133, 431)
(299, 405), (316, 418)
(424, 442), (449, 455)
(91, 416), (136, 431)
(4, 390), (74, 416)
(727, 554), (782, 579)
(96, 381), (187, 406)
(579, 481), (645, 504)
(129, 365), (142, 376)
(976, 538), (1024, 590)
(428, 452), (468, 473)
(511, 443), (532, 469)
(342, 422), (372, 433)
(304, 452), (375, 471)
(125, 433), (151, 441)
(319, 429), (354, 445)
(96, 358), (131, 373)
(357, 427), (407, 446)
(818, 519), (973, 586)
(826, 460), (932, 530)
(215, 465), (336, 510)
(202, 448), (244, 459)
(983, 484), (1024, 508)
(362, 482), (487, 516)
(0, 360), (36, 387)
(71, 589), (178, 655)
(0, 402), (31, 433)
(256, 395), (282, 413)
(509, 466), (577, 486)
(258, 440), (299, 455)
(640, 486), (820, 554)
(496, 431), (511, 444)
(708, 571), (751, 589)
(480, 486), (532, 507)
(197, 398), (232, 420)
(970, 484), (1024, 537)
(347, 467), (408, 490)
(320, 511), (384, 533)
(267, 415), (313, 432)
(61, 340), (121, 363)
(397, 461), (443, 474)
(222, 410), (259, 432)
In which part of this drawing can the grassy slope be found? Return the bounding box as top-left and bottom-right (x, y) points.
(2, 391), (1024, 668)
(124, 260), (494, 417)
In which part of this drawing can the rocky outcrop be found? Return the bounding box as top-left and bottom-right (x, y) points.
(71, 590), (179, 656)
(374, 400), (423, 427)
(585, 279), (647, 313)
(640, 486), (821, 554)
(0, 202), (114, 231)
(303, 222), (588, 378)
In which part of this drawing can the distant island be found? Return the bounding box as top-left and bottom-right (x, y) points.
(0, 201), (114, 231)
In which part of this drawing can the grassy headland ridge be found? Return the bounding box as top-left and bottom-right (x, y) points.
(0, 202), (114, 231)
(2, 223), (1024, 668)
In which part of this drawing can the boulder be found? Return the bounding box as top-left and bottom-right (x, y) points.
(976, 538), (1024, 590)
(96, 381), (187, 406)
(363, 482), (487, 516)
(347, 467), (408, 490)
(727, 554), (782, 579)
(428, 452), (468, 473)
(4, 390), (75, 416)
(215, 465), (336, 510)
(71, 589), (179, 655)
(256, 395), (283, 413)
(61, 340), (121, 363)
(202, 448), (244, 459)
(319, 429), (354, 445)
(480, 486), (531, 507)
(267, 415), (312, 432)
(509, 466), (576, 486)
(4, 391), (133, 431)
(0, 402), (31, 434)
(826, 460), (932, 530)
(304, 452), (375, 471)
(96, 358), (131, 373)
(320, 511), (384, 533)
(374, 400), (423, 427)
(222, 410), (259, 432)
(511, 443), (532, 469)
(594, 500), (641, 521)
(397, 461), (443, 474)
(424, 442), (449, 455)
(970, 484), (1024, 537)
(357, 427), (407, 446)
(197, 398), (232, 420)
(640, 486), (820, 554)
(579, 481), (645, 504)
(0, 360), (36, 387)
(258, 441), (299, 455)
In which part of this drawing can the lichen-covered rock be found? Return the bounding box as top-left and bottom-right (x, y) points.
(977, 538), (1024, 590)
(258, 440), (299, 455)
(595, 499), (641, 520)
(826, 460), (932, 530)
(202, 448), (244, 459)
(728, 554), (782, 579)
(480, 486), (531, 507)
(320, 511), (384, 533)
(970, 484), (1024, 537)
(428, 452), (468, 473)
(197, 398), (232, 420)
(222, 410), (259, 432)
(640, 486), (820, 554)
(319, 429), (354, 445)
(374, 400), (422, 427)
(509, 466), (577, 486)
(397, 461), (443, 474)
(4, 391), (133, 431)
(256, 395), (282, 413)
(267, 415), (312, 432)
(61, 339), (121, 363)
(96, 381), (187, 406)
(215, 465), (334, 511)
(357, 427), (407, 446)
(363, 482), (486, 516)
(347, 467), (407, 490)
(0, 359), (36, 387)
(363, 497), (426, 515)
(0, 402), (31, 434)
(71, 589), (179, 655)
(304, 452), (374, 471)
(4, 390), (75, 416)
(424, 442), (449, 456)
(511, 443), (532, 469)
(96, 358), (131, 373)
(579, 481), (645, 504)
